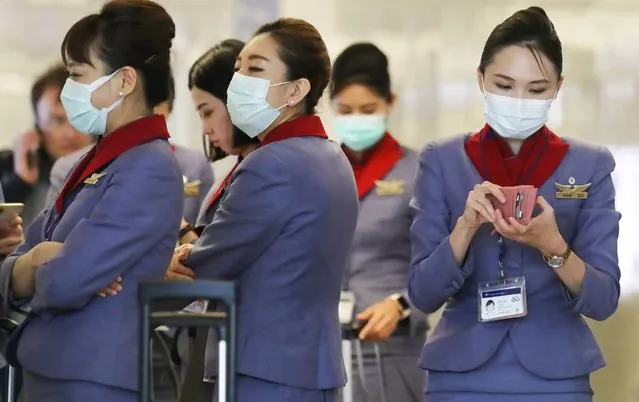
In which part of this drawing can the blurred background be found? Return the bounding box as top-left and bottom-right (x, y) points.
(1, 0), (638, 400)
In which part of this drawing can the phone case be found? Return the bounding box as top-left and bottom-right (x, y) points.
(490, 185), (538, 225)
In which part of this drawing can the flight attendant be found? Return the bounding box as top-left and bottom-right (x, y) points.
(409, 7), (620, 402)
(178, 38), (260, 245)
(46, 74), (214, 225)
(175, 39), (260, 384)
(330, 43), (425, 402)
(166, 18), (359, 402)
(0, 1), (183, 401)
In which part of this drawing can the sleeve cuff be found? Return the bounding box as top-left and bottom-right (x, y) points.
(570, 263), (618, 321)
(0, 255), (30, 309)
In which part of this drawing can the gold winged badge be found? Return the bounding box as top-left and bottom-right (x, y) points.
(83, 172), (107, 185)
(375, 179), (405, 196)
(183, 178), (201, 197)
(554, 177), (591, 199)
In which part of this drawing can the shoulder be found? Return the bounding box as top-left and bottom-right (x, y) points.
(561, 137), (615, 179)
(238, 145), (286, 178)
(172, 143), (208, 166)
(112, 140), (180, 181)
(416, 133), (470, 165)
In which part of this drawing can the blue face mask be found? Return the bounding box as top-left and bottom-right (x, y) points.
(226, 72), (289, 138)
(60, 69), (123, 136)
(334, 114), (387, 152)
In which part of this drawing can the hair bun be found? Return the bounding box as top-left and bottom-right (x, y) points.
(100, 0), (175, 55)
(527, 6), (548, 18)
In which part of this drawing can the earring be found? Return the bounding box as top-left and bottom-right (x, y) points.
(289, 101), (295, 106)
(118, 92), (124, 97)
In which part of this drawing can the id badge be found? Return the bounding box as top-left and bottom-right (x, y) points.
(183, 299), (209, 313)
(478, 277), (527, 322)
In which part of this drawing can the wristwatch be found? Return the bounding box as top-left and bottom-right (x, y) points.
(178, 224), (196, 242)
(543, 247), (572, 269)
(389, 294), (411, 320)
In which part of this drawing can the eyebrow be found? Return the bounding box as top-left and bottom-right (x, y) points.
(246, 54), (270, 62)
(339, 101), (378, 109)
(493, 73), (550, 85)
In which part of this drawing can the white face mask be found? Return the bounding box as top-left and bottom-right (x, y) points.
(60, 69), (124, 136)
(483, 89), (554, 140)
(226, 72), (290, 138)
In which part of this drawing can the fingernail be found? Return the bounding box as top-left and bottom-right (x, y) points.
(115, 285), (122, 292)
(98, 293), (105, 298)
(117, 277), (122, 282)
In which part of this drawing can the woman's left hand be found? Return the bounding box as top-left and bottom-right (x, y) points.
(494, 196), (567, 256)
(165, 244), (195, 281)
(356, 298), (403, 342)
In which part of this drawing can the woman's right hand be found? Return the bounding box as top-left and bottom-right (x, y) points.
(462, 181), (506, 230)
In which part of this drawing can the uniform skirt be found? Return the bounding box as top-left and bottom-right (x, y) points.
(425, 336), (592, 402)
(22, 371), (136, 402)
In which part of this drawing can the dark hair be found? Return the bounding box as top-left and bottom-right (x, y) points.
(31, 63), (68, 119)
(255, 18), (330, 115)
(479, 6), (562, 77)
(330, 43), (392, 102)
(61, 0), (175, 110)
(188, 39), (259, 155)
(165, 72), (175, 113)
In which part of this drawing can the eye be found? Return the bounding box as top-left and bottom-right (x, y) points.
(529, 88), (548, 94)
(495, 83), (511, 90)
(248, 66), (264, 73)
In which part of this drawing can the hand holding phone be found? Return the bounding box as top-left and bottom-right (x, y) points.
(0, 203), (24, 222)
(489, 186), (538, 225)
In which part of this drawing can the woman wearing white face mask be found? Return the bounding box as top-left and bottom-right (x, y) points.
(408, 6), (620, 402)
(165, 18), (359, 402)
(329, 43), (425, 402)
(0, 1), (183, 401)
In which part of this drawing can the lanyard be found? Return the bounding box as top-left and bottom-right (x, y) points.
(497, 235), (506, 282)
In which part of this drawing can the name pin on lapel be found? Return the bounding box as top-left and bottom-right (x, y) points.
(84, 172), (107, 185)
(554, 176), (591, 199)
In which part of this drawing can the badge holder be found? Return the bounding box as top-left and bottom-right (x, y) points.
(478, 236), (528, 323)
(478, 277), (527, 322)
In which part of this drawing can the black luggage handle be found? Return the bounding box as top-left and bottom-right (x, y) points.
(138, 280), (237, 402)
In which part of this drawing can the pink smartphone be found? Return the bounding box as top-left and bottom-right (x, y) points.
(490, 186), (538, 225)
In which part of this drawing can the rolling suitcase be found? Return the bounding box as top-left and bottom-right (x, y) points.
(138, 280), (237, 402)
(0, 309), (27, 402)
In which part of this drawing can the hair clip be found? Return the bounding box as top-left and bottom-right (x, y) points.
(144, 54), (156, 64)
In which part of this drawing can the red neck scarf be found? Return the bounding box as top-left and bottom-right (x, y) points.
(261, 115), (328, 146)
(207, 161), (240, 210)
(343, 133), (404, 199)
(464, 124), (568, 187)
(55, 115), (171, 213)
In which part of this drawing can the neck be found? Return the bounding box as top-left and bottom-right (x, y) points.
(258, 108), (305, 142)
(350, 150), (365, 163)
(105, 102), (151, 136)
(507, 139), (524, 155)
(239, 143), (259, 159)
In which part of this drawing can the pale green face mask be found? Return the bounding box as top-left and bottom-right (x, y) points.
(334, 114), (387, 151)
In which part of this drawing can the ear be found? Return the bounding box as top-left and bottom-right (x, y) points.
(118, 66), (138, 96)
(555, 75), (565, 96)
(287, 78), (311, 108)
(476, 67), (485, 93)
(389, 92), (398, 108)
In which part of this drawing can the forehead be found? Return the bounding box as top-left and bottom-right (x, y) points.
(191, 86), (222, 104)
(239, 33), (280, 62)
(486, 45), (557, 81)
(335, 84), (385, 105)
